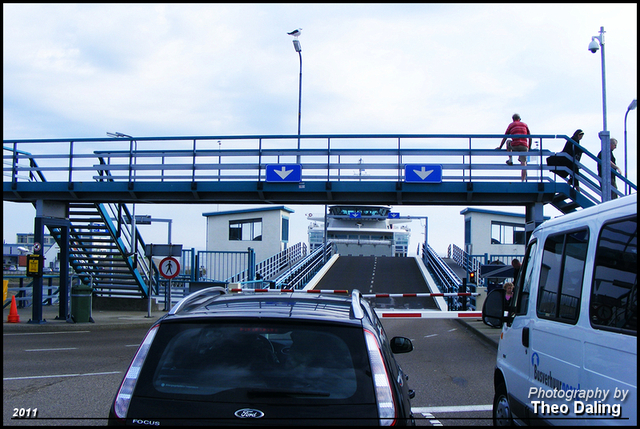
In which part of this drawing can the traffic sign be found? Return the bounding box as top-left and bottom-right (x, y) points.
(159, 256), (180, 279)
(388, 212), (400, 219)
(145, 244), (182, 257)
(265, 164), (302, 182)
(404, 164), (443, 183)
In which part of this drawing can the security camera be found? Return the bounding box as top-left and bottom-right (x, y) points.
(588, 39), (600, 53)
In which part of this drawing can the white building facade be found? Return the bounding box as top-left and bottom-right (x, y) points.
(460, 208), (543, 262)
(202, 206), (294, 264)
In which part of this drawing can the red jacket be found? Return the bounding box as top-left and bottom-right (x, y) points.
(505, 120), (530, 147)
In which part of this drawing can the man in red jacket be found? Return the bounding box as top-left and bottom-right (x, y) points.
(497, 113), (531, 181)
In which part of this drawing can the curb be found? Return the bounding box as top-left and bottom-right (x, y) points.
(455, 319), (500, 349)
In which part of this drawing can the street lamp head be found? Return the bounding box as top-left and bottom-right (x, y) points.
(588, 38), (600, 53)
(292, 39), (302, 53)
(628, 99), (637, 111)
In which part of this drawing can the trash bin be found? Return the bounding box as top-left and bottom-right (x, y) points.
(70, 284), (93, 323)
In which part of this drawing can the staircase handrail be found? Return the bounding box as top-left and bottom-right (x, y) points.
(3, 145), (47, 183)
(95, 156), (156, 297)
(98, 203), (154, 297)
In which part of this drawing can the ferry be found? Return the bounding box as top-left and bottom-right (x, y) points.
(307, 205), (411, 257)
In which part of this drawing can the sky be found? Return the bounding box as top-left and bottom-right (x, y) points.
(3, 3), (637, 257)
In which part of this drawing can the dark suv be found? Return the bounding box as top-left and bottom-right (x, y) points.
(109, 287), (415, 426)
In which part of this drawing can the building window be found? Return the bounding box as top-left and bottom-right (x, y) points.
(491, 221), (526, 245)
(281, 217), (289, 242)
(465, 219), (471, 245)
(229, 218), (262, 241)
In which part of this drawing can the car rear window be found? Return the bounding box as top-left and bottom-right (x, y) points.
(134, 320), (374, 403)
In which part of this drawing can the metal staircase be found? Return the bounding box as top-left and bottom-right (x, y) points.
(6, 147), (154, 298)
(55, 202), (152, 298)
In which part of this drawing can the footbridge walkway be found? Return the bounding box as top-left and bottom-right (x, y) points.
(4, 133), (636, 321)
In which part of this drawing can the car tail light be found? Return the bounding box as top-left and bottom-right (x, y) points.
(113, 325), (159, 419)
(364, 329), (396, 426)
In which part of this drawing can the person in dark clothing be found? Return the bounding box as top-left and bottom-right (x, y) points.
(597, 138), (622, 199)
(547, 129), (584, 191)
(511, 258), (521, 283)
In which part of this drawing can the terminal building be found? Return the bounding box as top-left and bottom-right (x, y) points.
(202, 206), (295, 266)
(460, 208), (529, 263)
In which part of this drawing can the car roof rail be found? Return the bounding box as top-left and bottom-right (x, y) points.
(351, 289), (364, 320)
(169, 286), (226, 315)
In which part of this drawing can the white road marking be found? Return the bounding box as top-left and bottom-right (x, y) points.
(421, 412), (444, 426)
(4, 371), (122, 381)
(4, 331), (90, 336)
(413, 404), (492, 413)
(25, 347), (77, 352)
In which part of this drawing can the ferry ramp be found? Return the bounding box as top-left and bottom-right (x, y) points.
(313, 256), (438, 310)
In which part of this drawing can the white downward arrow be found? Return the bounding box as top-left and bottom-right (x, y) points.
(414, 166), (433, 180)
(275, 166), (293, 179)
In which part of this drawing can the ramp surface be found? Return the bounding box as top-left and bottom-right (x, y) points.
(314, 256), (438, 309)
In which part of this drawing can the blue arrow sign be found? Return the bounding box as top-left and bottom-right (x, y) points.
(404, 164), (443, 183)
(388, 212), (400, 219)
(349, 213), (361, 218)
(265, 164), (302, 182)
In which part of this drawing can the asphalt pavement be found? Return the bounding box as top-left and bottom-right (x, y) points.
(3, 300), (502, 348)
(3, 302), (162, 332)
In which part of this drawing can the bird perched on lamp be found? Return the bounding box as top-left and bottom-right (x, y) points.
(287, 28), (302, 38)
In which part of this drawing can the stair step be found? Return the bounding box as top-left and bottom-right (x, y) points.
(46, 202), (153, 297)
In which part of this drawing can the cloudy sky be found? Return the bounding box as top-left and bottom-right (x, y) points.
(3, 3), (637, 256)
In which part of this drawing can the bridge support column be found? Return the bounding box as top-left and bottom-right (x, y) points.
(29, 201), (71, 323)
(525, 202), (544, 243)
(28, 215), (46, 324)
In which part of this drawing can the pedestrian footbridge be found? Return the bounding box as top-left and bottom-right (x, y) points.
(3, 133), (636, 321)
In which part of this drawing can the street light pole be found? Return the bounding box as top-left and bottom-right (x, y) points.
(293, 38), (302, 164)
(107, 131), (139, 262)
(624, 99), (637, 194)
(589, 26), (612, 202)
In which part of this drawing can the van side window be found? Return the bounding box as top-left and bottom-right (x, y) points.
(537, 229), (589, 324)
(514, 240), (538, 315)
(590, 215), (637, 335)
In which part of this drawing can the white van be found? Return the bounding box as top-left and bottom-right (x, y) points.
(483, 193), (636, 426)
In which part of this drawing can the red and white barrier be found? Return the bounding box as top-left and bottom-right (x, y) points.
(363, 292), (479, 298)
(228, 288), (350, 294)
(229, 289), (477, 297)
(375, 310), (482, 319)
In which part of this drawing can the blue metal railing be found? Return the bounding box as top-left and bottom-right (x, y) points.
(255, 242), (307, 280)
(422, 243), (463, 310)
(3, 275), (61, 308)
(5, 134), (637, 205)
(273, 242), (334, 290)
